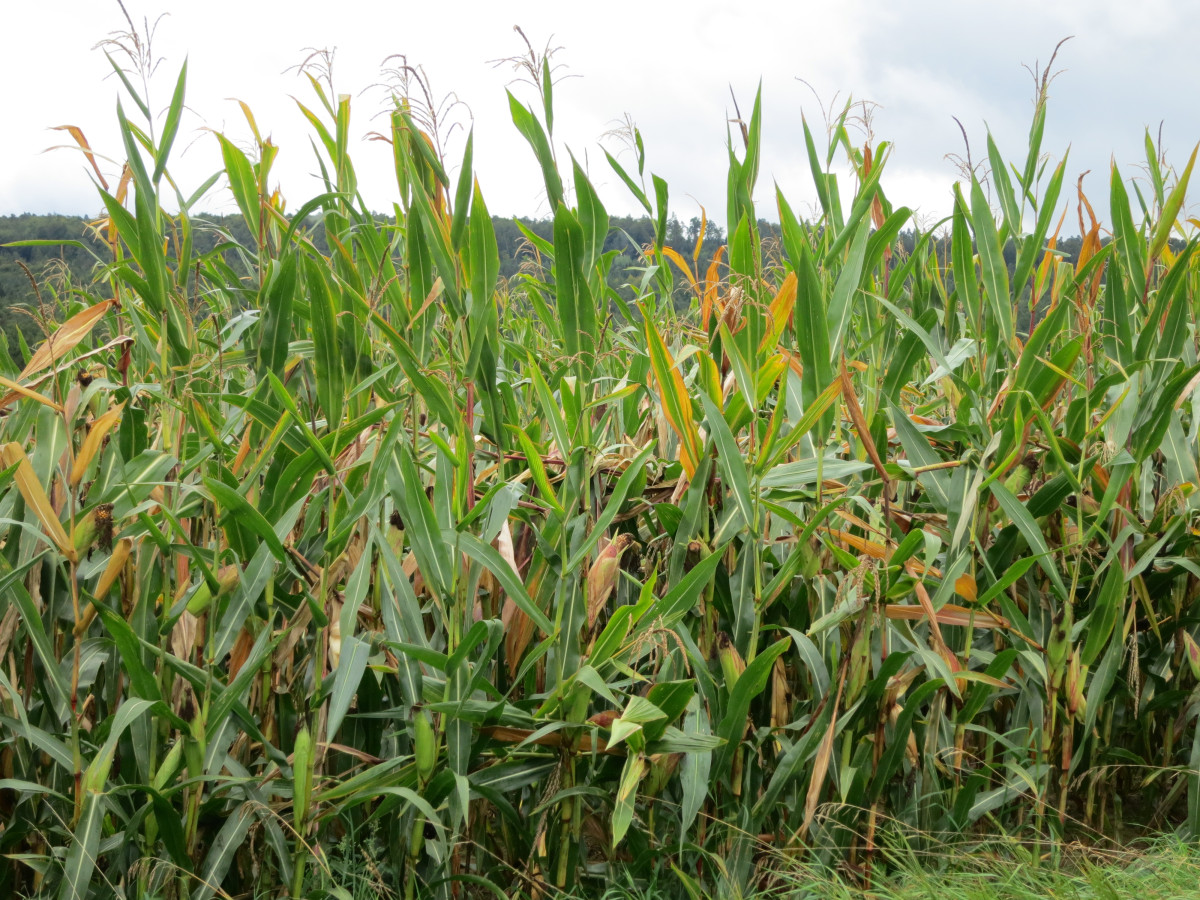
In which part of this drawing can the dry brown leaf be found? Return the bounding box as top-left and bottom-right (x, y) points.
(18, 299), (116, 382)
(841, 356), (890, 486)
(48, 125), (109, 189)
(223, 629), (253, 684)
(502, 597), (534, 680)
(171, 610), (200, 661)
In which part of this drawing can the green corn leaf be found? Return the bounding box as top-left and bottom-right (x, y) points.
(194, 802), (256, 900)
(611, 753), (645, 847)
(152, 60), (188, 184)
(603, 149), (652, 214)
(699, 393), (754, 533)
(779, 189), (833, 434)
(969, 176), (1014, 348)
(986, 132), (1020, 238)
(82, 698), (156, 793)
(714, 636), (791, 775)
(256, 254), (297, 382)
(1012, 157), (1067, 297)
(204, 477), (288, 562)
(553, 203), (594, 376)
(988, 479), (1068, 599)
(571, 154), (609, 270)
(826, 219), (871, 352)
(2, 554), (68, 714)
(870, 679), (944, 799)
(390, 446), (453, 600)
(823, 150), (887, 261)
(58, 791), (105, 900)
(1109, 164), (1147, 296)
(304, 254), (345, 429)
(216, 133), (262, 244)
(1149, 143), (1198, 262)
(458, 533), (553, 635)
(326, 633), (370, 740)
(508, 91), (562, 208)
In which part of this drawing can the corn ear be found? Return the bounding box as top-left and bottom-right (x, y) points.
(72, 508), (101, 554)
(1003, 454), (1036, 496)
(292, 723), (314, 832)
(413, 708), (437, 785)
(153, 736), (185, 791)
(1182, 630), (1200, 681)
(185, 564), (240, 615)
(1046, 605), (1072, 691)
(1065, 652), (1087, 719)
(717, 632), (746, 691)
(586, 533), (637, 629)
(770, 656), (790, 736)
(846, 609), (873, 704)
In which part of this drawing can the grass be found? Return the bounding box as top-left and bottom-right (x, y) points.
(784, 837), (1200, 900)
(548, 837), (1200, 900)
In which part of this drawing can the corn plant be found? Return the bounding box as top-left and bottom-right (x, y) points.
(1, 30), (1199, 900)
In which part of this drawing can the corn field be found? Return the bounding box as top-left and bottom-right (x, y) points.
(2, 34), (1200, 900)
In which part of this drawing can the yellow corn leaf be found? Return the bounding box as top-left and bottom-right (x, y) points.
(70, 403), (124, 487)
(232, 98), (263, 145)
(759, 272), (797, 352)
(655, 246), (698, 294)
(96, 538), (131, 597)
(824, 527), (977, 603)
(480, 725), (616, 755)
(823, 531), (952, 651)
(779, 349), (804, 378)
(0, 443), (75, 561)
(692, 206), (707, 266)
(643, 315), (702, 479)
(825, 528), (885, 559)
(0, 376), (62, 412)
(953, 573), (978, 602)
(232, 427), (252, 475)
(413, 276), (445, 322)
(700, 246), (726, 330)
(832, 507), (879, 533)
(502, 599), (534, 679)
(75, 538), (133, 635)
(1035, 203), (1070, 307)
(114, 164), (133, 206)
(1076, 173), (1099, 241)
(496, 520), (519, 580)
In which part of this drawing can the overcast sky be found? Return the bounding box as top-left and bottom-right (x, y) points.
(5, 0), (1198, 233)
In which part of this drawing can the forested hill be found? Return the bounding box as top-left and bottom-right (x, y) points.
(0, 211), (732, 351)
(0, 211), (1085, 353)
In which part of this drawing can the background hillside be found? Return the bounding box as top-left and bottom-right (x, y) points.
(0, 212), (1090, 357)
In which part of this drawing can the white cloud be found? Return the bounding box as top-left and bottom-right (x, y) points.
(4, 0), (1199, 232)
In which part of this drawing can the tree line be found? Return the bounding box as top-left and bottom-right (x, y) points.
(0, 211), (1090, 356)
